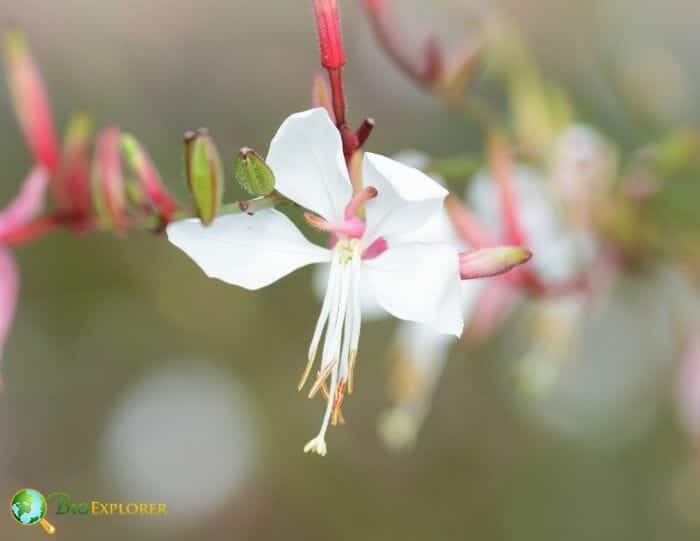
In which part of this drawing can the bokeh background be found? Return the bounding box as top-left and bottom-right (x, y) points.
(1, 0), (700, 539)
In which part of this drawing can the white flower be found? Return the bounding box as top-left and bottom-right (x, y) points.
(380, 163), (596, 450)
(166, 108), (464, 455)
(376, 206), (486, 450)
(467, 164), (595, 285)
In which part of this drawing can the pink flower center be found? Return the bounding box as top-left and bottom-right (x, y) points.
(304, 185), (388, 259)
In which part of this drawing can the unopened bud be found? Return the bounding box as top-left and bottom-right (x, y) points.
(2, 29), (59, 173)
(234, 147), (275, 196)
(312, 0), (346, 70)
(92, 127), (127, 233)
(185, 130), (223, 225)
(58, 113), (93, 227)
(125, 180), (146, 209)
(459, 246), (531, 280)
(121, 133), (178, 221)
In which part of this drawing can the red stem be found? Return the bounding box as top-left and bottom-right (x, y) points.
(0, 212), (72, 246)
(327, 68), (346, 126)
(327, 68), (359, 161)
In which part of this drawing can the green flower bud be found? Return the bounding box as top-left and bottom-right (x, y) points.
(185, 129), (223, 225)
(234, 147), (275, 196)
(121, 133), (178, 220)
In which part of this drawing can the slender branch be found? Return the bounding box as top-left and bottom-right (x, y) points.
(133, 192), (285, 231)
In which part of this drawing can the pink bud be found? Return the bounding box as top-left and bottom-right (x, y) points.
(312, 0), (346, 70)
(58, 113), (93, 229)
(93, 128), (127, 233)
(459, 246), (532, 280)
(0, 165), (49, 238)
(0, 249), (19, 376)
(2, 30), (59, 174)
(121, 133), (178, 222)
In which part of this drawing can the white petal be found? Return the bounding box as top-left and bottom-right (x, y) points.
(363, 242), (463, 336)
(266, 108), (352, 222)
(167, 210), (331, 290)
(425, 261), (467, 336)
(385, 209), (463, 247)
(363, 152), (448, 245)
(312, 263), (387, 321)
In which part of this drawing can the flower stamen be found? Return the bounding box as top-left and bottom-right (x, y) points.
(308, 359), (338, 399)
(320, 381), (346, 424)
(331, 380), (347, 426)
(348, 349), (357, 394)
(303, 238), (361, 455)
(297, 354), (316, 392)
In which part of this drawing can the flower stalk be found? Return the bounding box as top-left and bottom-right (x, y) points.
(312, 0), (362, 161)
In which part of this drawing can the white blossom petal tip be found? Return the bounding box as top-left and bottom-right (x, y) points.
(266, 108), (351, 222)
(362, 152), (448, 242)
(166, 210), (330, 290)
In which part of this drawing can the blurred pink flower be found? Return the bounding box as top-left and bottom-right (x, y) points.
(0, 165), (49, 376)
(678, 334), (700, 442)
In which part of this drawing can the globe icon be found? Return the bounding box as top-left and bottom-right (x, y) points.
(10, 489), (55, 534)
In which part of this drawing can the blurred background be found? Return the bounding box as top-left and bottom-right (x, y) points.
(1, 0), (700, 539)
